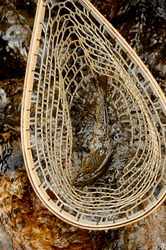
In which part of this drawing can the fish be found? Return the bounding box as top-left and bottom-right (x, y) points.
(72, 75), (113, 186)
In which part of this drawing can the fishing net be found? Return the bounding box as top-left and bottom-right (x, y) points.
(21, 0), (166, 229)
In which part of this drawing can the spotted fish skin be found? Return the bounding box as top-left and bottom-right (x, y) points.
(72, 76), (113, 186)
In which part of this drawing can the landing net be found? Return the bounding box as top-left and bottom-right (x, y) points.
(21, 0), (166, 229)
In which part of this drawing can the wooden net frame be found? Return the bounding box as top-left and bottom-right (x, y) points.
(21, 0), (166, 230)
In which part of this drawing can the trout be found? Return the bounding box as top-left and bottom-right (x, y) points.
(72, 75), (113, 186)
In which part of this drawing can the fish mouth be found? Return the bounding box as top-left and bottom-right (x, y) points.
(72, 172), (95, 187)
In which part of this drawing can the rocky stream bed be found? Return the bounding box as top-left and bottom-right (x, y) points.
(0, 0), (166, 249)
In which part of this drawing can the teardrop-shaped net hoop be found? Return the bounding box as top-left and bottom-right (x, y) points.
(21, 0), (166, 230)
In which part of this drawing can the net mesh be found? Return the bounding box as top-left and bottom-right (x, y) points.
(22, 0), (166, 229)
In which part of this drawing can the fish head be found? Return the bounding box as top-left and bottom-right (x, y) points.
(71, 173), (85, 186)
(72, 172), (95, 187)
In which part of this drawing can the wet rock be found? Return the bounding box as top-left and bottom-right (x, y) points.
(0, 169), (94, 250)
(0, 169), (165, 249)
(6, 140), (23, 171)
(0, 77), (23, 127)
(0, 227), (12, 250)
(0, 0), (37, 80)
(110, 0), (166, 93)
(91, 0), (120, 20)
(0, 78), (23, 172)
(102, 204), (166, 250)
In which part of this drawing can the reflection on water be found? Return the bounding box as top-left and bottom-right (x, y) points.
(0, 0), (166, 249)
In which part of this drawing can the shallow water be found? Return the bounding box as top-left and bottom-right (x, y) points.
(0, 0), (166, 249)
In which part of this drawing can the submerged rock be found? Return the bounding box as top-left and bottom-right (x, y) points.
(0, 169), (165, 249)
(0, 169), (95, 250)
(0, 78), (23, 173)
(110, 0), (166, 94)
(0, 0), (36, 80)
(100, 204), (166, 250)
